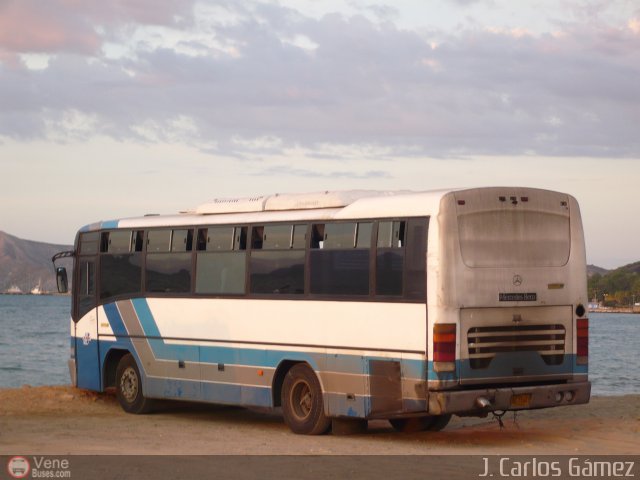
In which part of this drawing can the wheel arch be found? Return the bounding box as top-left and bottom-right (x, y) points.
(102, 348), (132, 389)
(272, 359), (325, 408)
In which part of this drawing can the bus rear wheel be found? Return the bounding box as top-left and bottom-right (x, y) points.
(281, 364), (331, 435)
(116, 353), (153, 414)
(389, 414), (451, 433)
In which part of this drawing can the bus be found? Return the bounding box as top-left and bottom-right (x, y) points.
(53, 187), (590, 435)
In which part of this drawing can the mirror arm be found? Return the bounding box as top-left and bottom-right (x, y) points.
(52, 250), (75, 294)
(51, 250), (75, 268)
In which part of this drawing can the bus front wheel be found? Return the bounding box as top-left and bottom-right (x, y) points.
(115, 353), (153, 414)
(281, 364), (331, 435)
(389, 414), (451, 433)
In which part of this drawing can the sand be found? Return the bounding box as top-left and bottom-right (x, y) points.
(0, 385), (638, 456)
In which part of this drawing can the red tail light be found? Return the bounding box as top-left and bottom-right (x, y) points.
(577, 318), (588, 365)
(433, 323), (456, 372)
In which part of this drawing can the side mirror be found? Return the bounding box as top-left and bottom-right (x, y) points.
(56, 267), (69, 294)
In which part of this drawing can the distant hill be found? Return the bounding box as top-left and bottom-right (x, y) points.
(614, 261), (640, 275)
(0, 231), (73, 293)
(587, 264), (610, 277)
(587, 261), (640, 306)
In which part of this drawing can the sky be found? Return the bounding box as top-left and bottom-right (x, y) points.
(0, 0), (639, 268)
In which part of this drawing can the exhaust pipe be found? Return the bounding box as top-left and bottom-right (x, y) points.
(476, 397), (492, 409)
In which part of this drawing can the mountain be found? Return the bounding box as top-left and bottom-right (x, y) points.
(0, 231), (73, 293)
(587, 264), (610, 277)
(614, 261), (640, 275)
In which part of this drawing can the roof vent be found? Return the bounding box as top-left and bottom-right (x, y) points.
(194, 190), (400, 215)
(195, 196), (268, 214)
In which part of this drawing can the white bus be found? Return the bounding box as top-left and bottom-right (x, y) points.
(53, 187), (590, 434)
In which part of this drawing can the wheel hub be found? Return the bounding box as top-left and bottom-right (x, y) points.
(120, 366), (139, 403)
(291, 379), (313, 421)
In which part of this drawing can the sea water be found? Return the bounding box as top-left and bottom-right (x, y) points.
(0, 295), (638, 395)
(0, 295), (71, 388)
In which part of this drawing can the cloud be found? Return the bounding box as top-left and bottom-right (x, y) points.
(0, 0), (639, 158)
(0, 0), (196, 59)
(253, 165), (392, 179)
(0, 1), (100, 57)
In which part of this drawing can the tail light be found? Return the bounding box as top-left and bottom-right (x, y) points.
(433, 323), (456, 372)
(576, 318), (588, 365)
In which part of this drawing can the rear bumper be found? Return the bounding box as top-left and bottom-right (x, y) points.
(428, 381), (591, 415)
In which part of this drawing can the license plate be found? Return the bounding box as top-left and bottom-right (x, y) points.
(510, 393), (532, 408)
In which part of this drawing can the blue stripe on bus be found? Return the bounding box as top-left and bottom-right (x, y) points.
(131, 298), (162, 337)
(101, 219), (119, 229)
(427, 362), (459, 382)
(459, 352), (573, 379)
(427, 354), (581, 381)
(103, 302), (129, 337)
(573, 360), (588, 375)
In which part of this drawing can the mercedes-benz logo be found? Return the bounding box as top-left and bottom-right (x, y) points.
(513, 275), (523, 286)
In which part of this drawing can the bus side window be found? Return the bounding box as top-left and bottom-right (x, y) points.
(77, 260), (96, 319)
(249, 224), (305, 295)
(310, 222), (370, 296)
(404, 217), (428, 301)
(195, 252), (246, 295)
(133, 230), (144, 252)
(251, 226), (264, 249)
(148, 230), (172, 252)
(377, 221), (405, 248)
(101, 231), (132, 253)
(262, 225), (293, 249)
(171, 229), (193, 252)
(323, 223), (356, 249)
(292, 224), (307, 249)
(310, 224), (325, 249)
(376, 221), (406, 296)
(356, 222), (373, 248)
(99, 230), (143, 300)
(206, 227), (235, 250)
(145, 229), (193, 294)
(234, 227), (247, 250)
(196, 229), (208, 251)
(79, 232), (100, 255)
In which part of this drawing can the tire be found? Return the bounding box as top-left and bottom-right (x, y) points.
(389, 414), (452, 433)
(427, 414), (452, 431)
(115, 353), (154, 414)
(281, 363), (331, 435)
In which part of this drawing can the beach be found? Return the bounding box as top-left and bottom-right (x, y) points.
(1, 385), (638, 456)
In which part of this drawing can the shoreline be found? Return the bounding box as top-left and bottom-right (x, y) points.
(589, 308), (640, 314)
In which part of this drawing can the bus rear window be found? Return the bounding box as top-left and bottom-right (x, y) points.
(458, 210), (570, 268)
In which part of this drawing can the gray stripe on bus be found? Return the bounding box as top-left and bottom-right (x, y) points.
(116, 300), (165, 378)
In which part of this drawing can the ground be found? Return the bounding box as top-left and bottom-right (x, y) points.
(1, 386), (638, 455)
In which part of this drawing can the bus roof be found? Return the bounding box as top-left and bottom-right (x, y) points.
(80, 187), (573, 232)
(81, 189), (456, 231)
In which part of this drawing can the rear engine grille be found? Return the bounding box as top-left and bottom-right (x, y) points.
(467, 324), (566, 369)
